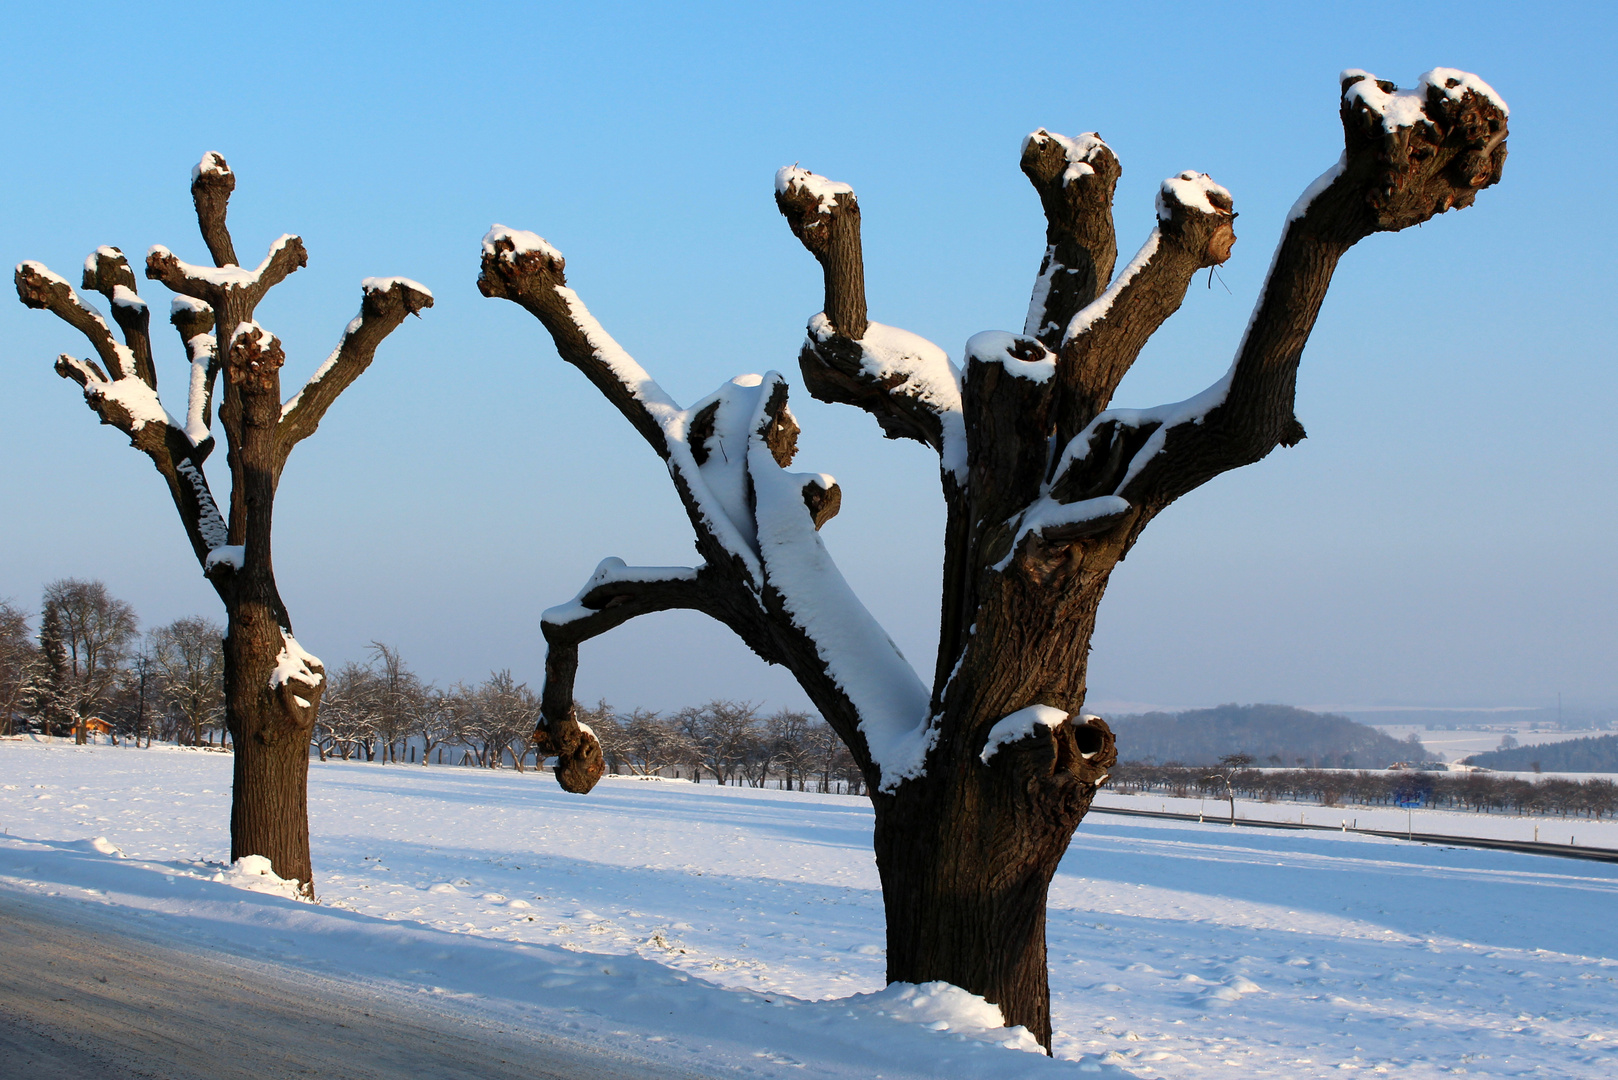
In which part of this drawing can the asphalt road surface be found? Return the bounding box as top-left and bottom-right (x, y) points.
(0, 892), (708, 1080)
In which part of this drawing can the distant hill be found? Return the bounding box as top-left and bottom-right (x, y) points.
(1463, 734), (1618, 773)
(1107, 703), (1436, 769)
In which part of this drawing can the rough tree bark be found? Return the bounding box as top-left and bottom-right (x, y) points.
(481, 70), (1507, 1047)
(16, 154), (431, 895)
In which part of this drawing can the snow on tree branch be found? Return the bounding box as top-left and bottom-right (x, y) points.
(774, 166), (865, 339)
(146, 232), (307, 309)
(541, 558), (704, 629)
(776, 170), (965, 482)
(16, 261), (143, 384)
(276, 276), (433, 466)
(17, 155), (431, 588)
(1044, 170), (1237, 448)
(535, 560), (728, 793)
(1020, 130), (1120, 347)
(978, 704), (1067, 764)
(170, 296), (219, 448)
(15, 258), (231, 572)
(746, 375), (933, 790)
(483, 230), (936, 790)
(190, 150), (239, 267)
(805, 314), (967, 481)
(478, 226), (683, 454)
(82, 246), (157, 389)
(1002, 68), (1508, 560)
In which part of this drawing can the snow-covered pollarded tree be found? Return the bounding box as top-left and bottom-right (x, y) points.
(15, 155), (431, 895)
(479, 70), (1507, 1046)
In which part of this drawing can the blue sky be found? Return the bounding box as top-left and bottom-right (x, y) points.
(2, 2), (1613, 715)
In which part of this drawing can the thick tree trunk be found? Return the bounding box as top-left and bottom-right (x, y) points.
(874, 577), (1116, 1048)
(222, 605), (317, 897)
(874, 790), (1075, 1047)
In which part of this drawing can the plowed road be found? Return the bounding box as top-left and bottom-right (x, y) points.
(0, 893), (704, 1080)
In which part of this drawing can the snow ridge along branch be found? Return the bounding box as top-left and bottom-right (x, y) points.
(480, 229), (933, 794)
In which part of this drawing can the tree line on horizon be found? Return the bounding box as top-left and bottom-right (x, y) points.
(1, 580), (225, 746)
(1464, 734), (1618, 774)
(1115, 760), (1618, 820)
(1108, 703), (1439, 770)
(1, 578), (868, 793)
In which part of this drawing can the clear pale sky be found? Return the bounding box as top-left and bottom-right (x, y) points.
(2, 2), (1612, 716)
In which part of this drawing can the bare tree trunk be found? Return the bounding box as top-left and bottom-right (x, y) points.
(17, 154), (429, 896)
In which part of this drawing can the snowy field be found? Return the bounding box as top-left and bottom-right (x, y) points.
(1366, 725), (1610, 764)
(2, 743), (1617, 1079)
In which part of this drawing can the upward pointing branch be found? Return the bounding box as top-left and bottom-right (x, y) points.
(775, 168), (964, 471)
(275, 277), (433, 478)
(775, 166), (866, 339)
(191, 152), (238, 268)
(1045, 69), (1509, 528)
(1020, 130), (1121, 348)
(82, 247), (157, 389)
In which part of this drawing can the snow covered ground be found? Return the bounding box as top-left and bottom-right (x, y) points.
(1366, 724), (1610, 764)
(2, 742), (1616, 1078)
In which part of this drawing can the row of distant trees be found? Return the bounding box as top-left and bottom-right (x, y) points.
(1, 580), (225, 746)
(1113, 760), (1618, 820)
(583, 700), (864, 793)
(2, 578), (864, 793)
(317, 647), (864, 792)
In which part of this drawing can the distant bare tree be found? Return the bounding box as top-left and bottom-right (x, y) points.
(39, 579), (139, 741)
(674, 700), (760, 786)
(410, 689), (450, 765)
(0, 600), (35, 737)
(367, 642), (426, 763)
(617, 709), (690, 777)
(17, 154), (430, 893)
(150, 617), (225, 746)
(475, 671), (540, 769)
(318, 661), (379, 762)
(768, 709), (818, 791)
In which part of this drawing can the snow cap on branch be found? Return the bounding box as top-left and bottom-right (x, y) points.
(192, 150), (232, 182)
(362, 276), (434, 301)
(147, 233), (305, 293)
(1157, 171), (1233, 221)
(542, 557), (700, 627)
(482, 225), (563, 268)
(1342, 68), (1510, 134)
(980, 705), (1068, 764)
(809, 315), (967, 481)
(1021, 129), (1110, 187)
(964, 331), (1056, 384)
(775, 166), (854, 212)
